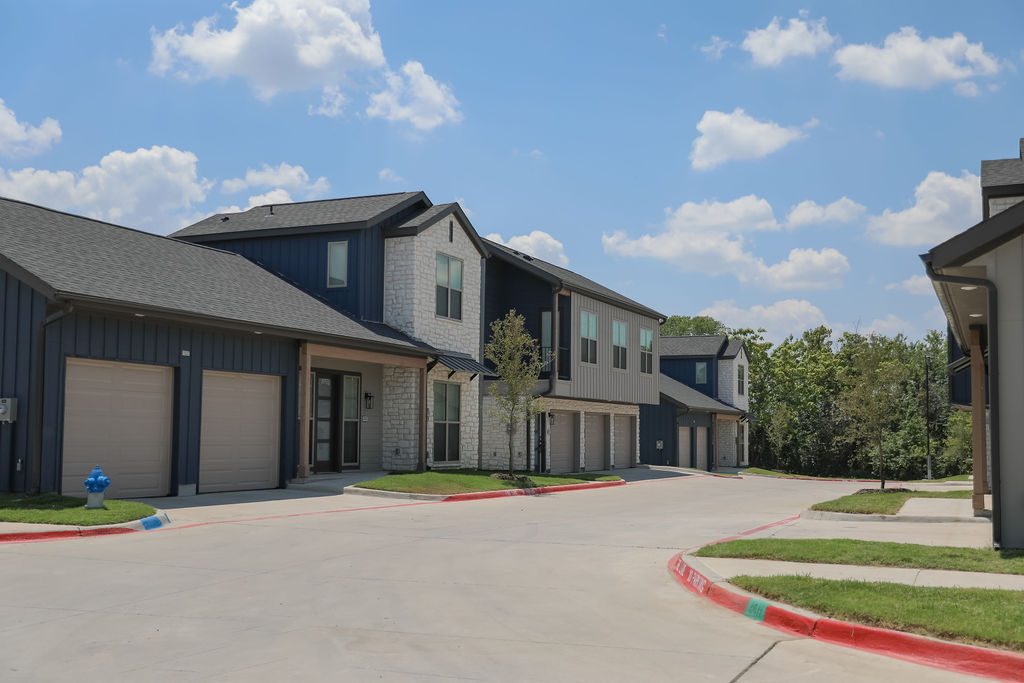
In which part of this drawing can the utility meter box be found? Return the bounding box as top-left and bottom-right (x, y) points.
(0, 397), (17, 423)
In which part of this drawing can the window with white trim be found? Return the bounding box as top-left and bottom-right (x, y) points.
(695, 361), (707, 385)
(327, 241), (348, 287)
(640, 328), (653, 374)
(580, 311), (598, 364)
(612, 320), (627, 370)
(435, 253), (463, 320)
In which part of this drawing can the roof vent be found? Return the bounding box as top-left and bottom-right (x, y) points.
(268, 205), (274, 216)
(220, 215), (230, 222)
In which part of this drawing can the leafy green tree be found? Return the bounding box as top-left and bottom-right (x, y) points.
(484, 310), (544, 475)
(939, 410), (973, 477)
(839, 334), (911, 488)
(661, 315), (727, 336)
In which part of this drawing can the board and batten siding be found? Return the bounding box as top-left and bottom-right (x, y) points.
(37, 307), (298, 495)
(552, 292), (659, 405)
(0, 268), (48, 491)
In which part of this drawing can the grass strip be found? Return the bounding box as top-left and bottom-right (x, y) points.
(697, 538), (1024, 575)
(731, 575), (1024, 652)
(741, 468), (849, 480)
(811, 489), (971, 515)
(355, 469), (620, 495)
(0, 493), (156, 526)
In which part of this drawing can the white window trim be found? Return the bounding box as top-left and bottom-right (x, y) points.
(327, 240), (348, 288)
(435, 252), (464, 322)
(612, 319), (628, 371)
(580, 310), (598, 366)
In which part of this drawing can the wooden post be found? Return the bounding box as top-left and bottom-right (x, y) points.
(298, 342), (311, 480)
(970, 326), (989, 512)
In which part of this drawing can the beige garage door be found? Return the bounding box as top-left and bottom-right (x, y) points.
(199, 371), (281, 493)
(695, 426), (708, 470)
(613, 415), (634, 468)
(549, 412), (577, 474)
(61, 358), (173, 499)
(677, 426), (691, 468)
(584, 413), (608, 470)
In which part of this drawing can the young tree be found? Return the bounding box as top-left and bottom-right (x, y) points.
(660, 315), (727, 336)
(485, 310), (544, 475)
(839, 335), (910, 488)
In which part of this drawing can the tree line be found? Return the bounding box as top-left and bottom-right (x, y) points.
(661, 315), (973, 480)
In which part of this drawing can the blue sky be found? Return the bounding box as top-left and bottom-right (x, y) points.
(2, 1), (1022, 343)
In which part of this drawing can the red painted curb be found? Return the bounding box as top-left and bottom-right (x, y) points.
(667, 549), (1024, 682)
(442, 479), (627, 502)
(0, 526), (136, 544)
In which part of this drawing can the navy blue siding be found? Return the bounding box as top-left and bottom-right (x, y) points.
(947, 325), (988, 406)
(660, 357), (719, 399)
(34, 308), (298, 495)
(639, 402), (676, 465)
(0, 269), (48, 491)
(204, 227), (380, 320)
(484, 259), (552, 342)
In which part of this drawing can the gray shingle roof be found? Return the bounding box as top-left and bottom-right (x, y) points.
(0, 197), (430, 352)
(397, 203), (454, 230)
(172, 192), (423, 238)
(981, 159), (1024, 188)
(660, 335), (727, 357)
(484, 238), (664, 320)
(722, 338), (745, 359)
(659, 374), (743, 415)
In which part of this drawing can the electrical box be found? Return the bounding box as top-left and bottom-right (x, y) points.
(0, 397), (17, 423)
(655, 440), (664, 450)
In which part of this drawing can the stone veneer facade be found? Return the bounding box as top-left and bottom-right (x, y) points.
(381, 366), (421, 471)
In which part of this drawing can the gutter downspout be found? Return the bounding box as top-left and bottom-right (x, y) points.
(31, 302), (74, 494)
(923, 260), (1002, 548)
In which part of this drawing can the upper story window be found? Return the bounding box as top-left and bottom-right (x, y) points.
(695, 361), (707, 385)
(612, 320), (628, 370)
(640, 328), (653, 374)
(435, 253), (463, 320)
(580, 311), (598, 364)
(327, 241), (348, 288)
(738, 365), (746, 396)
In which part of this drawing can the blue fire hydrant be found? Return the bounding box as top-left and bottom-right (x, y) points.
(84, 466), (111, 509)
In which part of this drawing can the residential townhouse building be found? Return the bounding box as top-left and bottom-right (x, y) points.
(639, 335), (749, 470)
(480, 240), (665, 474)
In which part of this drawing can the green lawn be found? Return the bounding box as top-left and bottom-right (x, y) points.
(741, 468), (848, 480)
(355, 469), (621, 495)
(811, 489), (972, 515)
(697, 538), (1024, 574)
(0, 493), (156, 526)
(907, 474), (971, 482)
(731, 575), (1024, 652)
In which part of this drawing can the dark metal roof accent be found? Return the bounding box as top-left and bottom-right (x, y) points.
(659, 373), (743, 415)
(483, 238), (665, 320)
(927, 197), (1024, 269)
(0, 196), (430, 353)
(434, 352), (495, 377)
(660, 335), (728, 358)
(384, 202), (489, 257)
(171, 191), (425, 239)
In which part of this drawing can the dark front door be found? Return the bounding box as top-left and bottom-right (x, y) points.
(312, 371), (361, 472)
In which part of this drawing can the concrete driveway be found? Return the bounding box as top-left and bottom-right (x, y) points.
(0, 472), (983, 681)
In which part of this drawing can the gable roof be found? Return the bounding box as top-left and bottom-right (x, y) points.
(981, 158), (1024, 188)
(483, 239), (665, 320)
(0, 196), (431, 354)
(660, 335), (727, 358)
(171, 192), (426, 240)
(384, 202), (489, 257)
(926, 195), (1024, 269)
(659, 374), (743, 415)
(722, 338), (746, 359)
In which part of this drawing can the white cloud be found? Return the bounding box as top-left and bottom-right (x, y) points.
(221, 162), (328, 196)
(366, 61), (462, 131)
(742, 12), (835, 67)
(862, 314), (912, 337)
(0, 145), (210, 232)
(924, 305), (947, 331)
(486, 230), (569, 267)
(246, 188), (293, 207)
(657, 24), (667, 42)
(953, 80), (980, 97)
(785, 196), (865, 228)
(690, 108), (814, 170)
(150, 0), (385, 99)
(0, 98), (62, 158)
(886, 274), (935, 295)
(602, 194), (849, 290)
(700, 298), (829, 343)
(528, 149), (545, 160)
(834, 27), (1000, 92)
(453, 197), (473, 218)
(866, 170), (980, 246)
(378, 167), (404, 183)
(308, 84), (347, 117)
(700, 36), (732, 61)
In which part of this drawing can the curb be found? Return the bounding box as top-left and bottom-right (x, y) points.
(668, 552), (1024, 682)
(742, 473), (901, 484)
(801, 509), (990, 524)
(344, 478), (628, 502)
(0, 511), (171, 544)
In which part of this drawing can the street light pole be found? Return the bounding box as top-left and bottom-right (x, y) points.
(924, 353), (932, 480)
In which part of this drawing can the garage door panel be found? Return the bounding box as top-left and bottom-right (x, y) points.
(199, 371), (280, 493)
(614, 416), (633, 468)
(549, 412), (576, 474)
(695, 427), (708, 470)
(61, 359), (173, 499)
(677, 426), (691, 468)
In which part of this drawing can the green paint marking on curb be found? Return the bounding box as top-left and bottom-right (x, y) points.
(744, 598), (769, 622)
